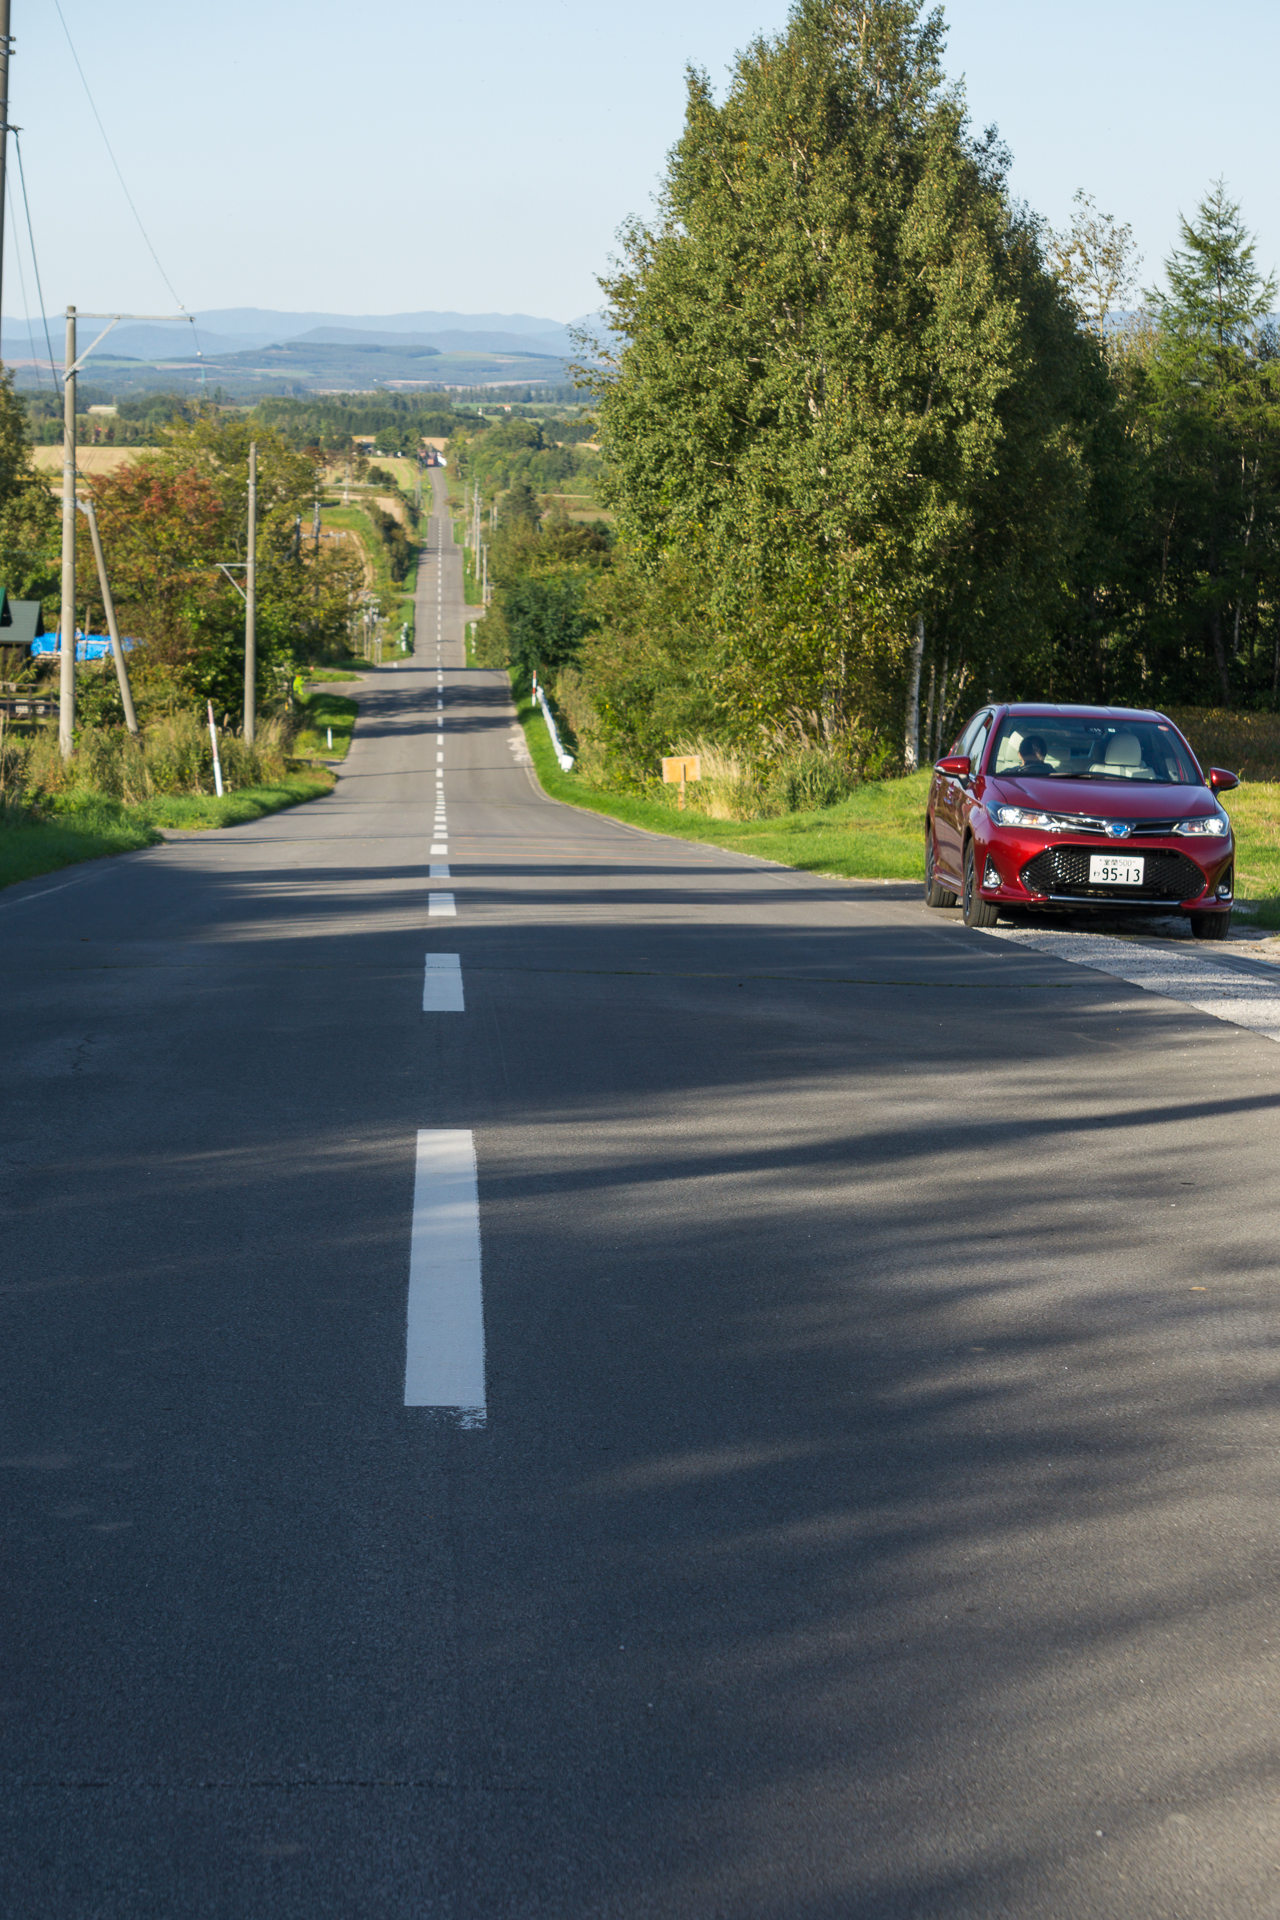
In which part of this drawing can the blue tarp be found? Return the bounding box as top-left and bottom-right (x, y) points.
(32, 634), (138, 662)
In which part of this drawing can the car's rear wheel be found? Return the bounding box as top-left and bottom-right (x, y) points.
(925, 828), (957, 908)
(1190, 910), (1231, 940)
(963, 841), (1000, 929)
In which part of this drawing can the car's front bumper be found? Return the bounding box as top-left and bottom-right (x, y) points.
(972, 825), (1234, 914)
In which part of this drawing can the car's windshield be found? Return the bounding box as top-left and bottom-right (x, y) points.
(988, 718), (1201, 785)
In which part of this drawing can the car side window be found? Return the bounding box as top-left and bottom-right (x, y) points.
(953, 712), (985, 760)
(967, 714), (992, 774)
(955, 714), (997, 771)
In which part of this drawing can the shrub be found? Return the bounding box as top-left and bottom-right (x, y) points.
(0, 708), (296, 810)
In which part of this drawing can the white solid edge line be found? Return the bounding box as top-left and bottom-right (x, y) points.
(423, 952), (464, 1012)
(404, 1128), (485, 1419)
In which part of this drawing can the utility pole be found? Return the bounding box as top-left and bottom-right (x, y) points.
(244, 440), (257, 742)
(55, 306), (187, 755)
(58, 307), (77, 756)
(0, 0), (12, 333)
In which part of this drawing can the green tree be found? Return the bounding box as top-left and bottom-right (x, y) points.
(0, 370), (58, 617)
(80, 413), (362, 708)
(592, 0), (1095, 772)
(1140, 182), (1280, 703)
(1048, 192), (1141, 339)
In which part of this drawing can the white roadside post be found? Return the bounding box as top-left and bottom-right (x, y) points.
(206, 700), (224, 796)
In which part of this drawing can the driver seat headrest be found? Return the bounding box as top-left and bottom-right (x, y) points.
(1103, 733), (1143, 766)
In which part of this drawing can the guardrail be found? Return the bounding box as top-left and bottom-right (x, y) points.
(0, 697), (56, 718)
(535, 686), (574, 771)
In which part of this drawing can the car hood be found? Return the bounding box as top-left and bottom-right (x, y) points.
(988, 775), (1218, 821)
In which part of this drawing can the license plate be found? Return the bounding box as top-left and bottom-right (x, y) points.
(1089, 854), (1144, 886)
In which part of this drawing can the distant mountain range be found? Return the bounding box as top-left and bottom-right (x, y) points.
(2, 308), (606, 395)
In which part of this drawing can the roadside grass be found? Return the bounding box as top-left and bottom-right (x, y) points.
(513, 684), (1280, 920)
(0, 773), (336, 891)
(444, 478), (487, 606)
(320, 502), (418, 658)
(512, 686), (930, 877)
(456, 520), (484, 606)
(294, 687), (358, 761)
(1220, 783), (1280, 920)
(131, 773), (336, 830)
(323, 504), (393, 593)
(0, 802), (159, 890)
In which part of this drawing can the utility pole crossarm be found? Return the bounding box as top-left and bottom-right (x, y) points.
(65, 312), (190, 378)
(216, 562), (247, 603)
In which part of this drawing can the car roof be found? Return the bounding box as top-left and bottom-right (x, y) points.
(996, 704), (1168, 722)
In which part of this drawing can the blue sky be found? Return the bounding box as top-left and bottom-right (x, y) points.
(9, 0), (1278, 324)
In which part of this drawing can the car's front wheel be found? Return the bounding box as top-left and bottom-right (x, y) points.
(1190, 910), (1231, 940)
(925, 828), (957, 908)
(963, 841), (1000, 929)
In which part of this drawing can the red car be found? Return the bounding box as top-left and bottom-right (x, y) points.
(924, 704), (1239, 938)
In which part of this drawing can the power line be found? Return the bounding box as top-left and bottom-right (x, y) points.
(12, 132), (58, 392)
(4, 163), (43, 387)
(50, 0), (185, 312)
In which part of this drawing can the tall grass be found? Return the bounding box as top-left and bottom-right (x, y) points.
(0, 709), (296, 810)
(661, 716), (891, 821)
(1165, 708), (1280, 783)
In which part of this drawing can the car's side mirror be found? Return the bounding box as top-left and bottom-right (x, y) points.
(935, 755), (971, 778)
(1208, 767), (1240, 792)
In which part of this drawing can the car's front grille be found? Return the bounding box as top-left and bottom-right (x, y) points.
(1020, 845), (1208, 901)
(1050, 814), (1184, 837)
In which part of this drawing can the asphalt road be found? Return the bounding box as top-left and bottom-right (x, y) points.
(4, 477), (1280, 1916)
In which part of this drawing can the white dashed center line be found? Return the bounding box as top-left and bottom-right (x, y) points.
(404, 1129), (485, 1422)
(422, 953), (464, 1012)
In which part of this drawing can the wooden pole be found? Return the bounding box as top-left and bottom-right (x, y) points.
(243, 440), (257, 742)
(0, 0), (12, 333)
(58, 307), (77, 757)
(78, 497), (139, 734)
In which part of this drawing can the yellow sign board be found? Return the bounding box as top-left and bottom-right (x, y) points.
(661, 755), (701, 785)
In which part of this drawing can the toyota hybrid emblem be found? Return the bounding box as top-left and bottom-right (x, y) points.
(1106, 822), (1131, 839)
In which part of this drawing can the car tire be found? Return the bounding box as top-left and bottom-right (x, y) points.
(1190, 910), (1231, 940)
(963, 841), (1000, 929)
(925, 828), (957, 908)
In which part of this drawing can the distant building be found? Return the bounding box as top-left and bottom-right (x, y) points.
(4, 599), (43, 649)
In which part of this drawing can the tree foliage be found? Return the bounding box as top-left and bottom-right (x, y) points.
(78, 414), (363, 711)
(591, 0), (1101, 768)
(1128, 184), (1280, 705)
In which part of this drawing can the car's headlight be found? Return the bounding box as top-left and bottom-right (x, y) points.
(992, 806), (1061, 828)
(1173, 815), (1228, 836)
